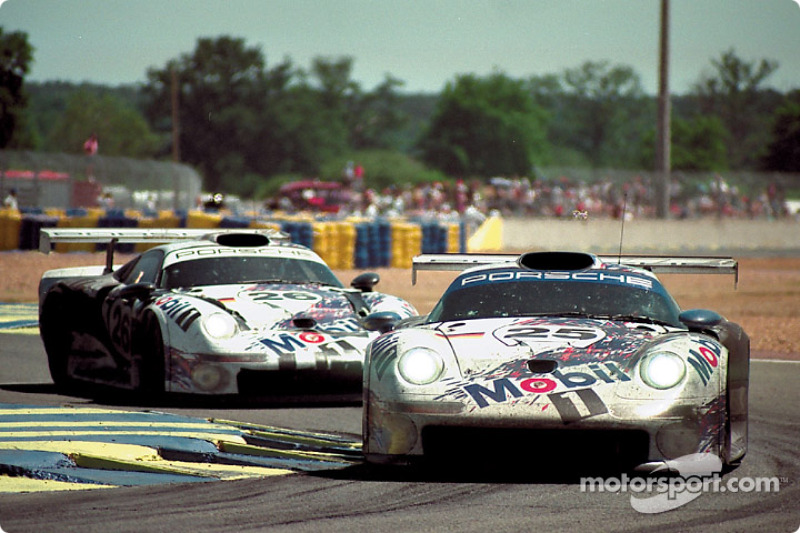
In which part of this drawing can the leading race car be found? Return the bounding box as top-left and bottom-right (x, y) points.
(37, 228), (417, 397)
(362, 251), (749, 472)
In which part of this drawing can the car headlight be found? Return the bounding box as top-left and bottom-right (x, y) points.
(397, 347), (444, 385)
(639, 351), (686, 390)
(201, 312), (238, 339)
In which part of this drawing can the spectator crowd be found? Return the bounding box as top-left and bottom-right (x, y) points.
(264, 173), (795, 223)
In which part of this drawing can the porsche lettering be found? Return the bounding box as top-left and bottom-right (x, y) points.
(460, 271), (653, 289)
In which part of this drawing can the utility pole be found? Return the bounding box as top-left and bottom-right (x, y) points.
(655, 0), (671, 218)
(171, 66), (180, 163)
(171, 66), (181, 210)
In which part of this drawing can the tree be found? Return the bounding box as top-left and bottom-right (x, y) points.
(350, 75), (408, 150)
(45, 89), (160, 157)
(638, 116), (729, 172)
(0, 28), (34, 148)
(558, 61), (646, 168)
(418, 73), (550, 177)
(145, 36), (272, 191)
(761, 91), (800, 172)
(691, 48), (779, 169)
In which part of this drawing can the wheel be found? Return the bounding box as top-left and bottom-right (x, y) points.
(40, 294), (77, 392)
(138, 316), (166, 398)
(715, 321), (750, 466)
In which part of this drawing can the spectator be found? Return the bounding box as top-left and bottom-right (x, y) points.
(3, 188), (19, 211)
(83, 133), (99, 156)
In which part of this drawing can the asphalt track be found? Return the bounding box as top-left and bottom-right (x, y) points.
(0, 315), (798, 532)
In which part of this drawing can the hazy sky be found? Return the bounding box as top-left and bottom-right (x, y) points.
(2, 0), (799, 95)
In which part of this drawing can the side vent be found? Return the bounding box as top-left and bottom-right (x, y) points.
(518, 251), (597, 271)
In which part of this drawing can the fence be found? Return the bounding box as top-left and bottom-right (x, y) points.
(0, 150), (202, 211)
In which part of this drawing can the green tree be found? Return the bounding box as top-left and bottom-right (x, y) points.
(145, 36), (272, 191)
(45, 89), (160, 157)
(350, 75), (408, 150)
(558, 61), (646, 168)
(691, 48), (778, 169)
(0, 28), (34, 148)
(761, 92), (800, 172)
(638, 116), (729, 171)
(418, 72), (550, 177)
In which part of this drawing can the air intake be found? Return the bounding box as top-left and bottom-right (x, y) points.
(210, 232), (271, 247)
(517, 251), (597, 271)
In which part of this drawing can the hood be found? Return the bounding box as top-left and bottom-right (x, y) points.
(178, 283), (369, 332)
(436, 316), (672, 378)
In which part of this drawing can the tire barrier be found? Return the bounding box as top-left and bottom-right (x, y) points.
(55, 208), (102, 253)
(0, 208), (22, 251)
(97, 209), (138, 253)
(0, 209), (468, 268)
(390, 222), (423, 269)
(18, 214), (59, 251)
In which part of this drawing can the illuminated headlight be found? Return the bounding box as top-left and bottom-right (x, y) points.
(201, 312), (238, 339)
(639, 351), (686, 390)
(397, 347), (444, 385)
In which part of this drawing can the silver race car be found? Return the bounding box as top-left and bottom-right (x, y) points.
(37, 228), (417, 397)
(362, 251), (748, 472)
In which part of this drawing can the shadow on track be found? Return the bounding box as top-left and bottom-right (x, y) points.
(0, 381), (361, 409)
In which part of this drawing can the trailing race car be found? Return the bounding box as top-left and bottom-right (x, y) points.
(37, 228), (417, 397)
(362, 251), (749, 472)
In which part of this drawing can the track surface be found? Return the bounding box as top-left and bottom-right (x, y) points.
(0, 331), (798, 532)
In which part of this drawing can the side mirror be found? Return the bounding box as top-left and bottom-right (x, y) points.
(363, 311), (401, 334)
(351, 272), (380, 292)
(679, 309), (723, 332)
(118, 282), (156, 301)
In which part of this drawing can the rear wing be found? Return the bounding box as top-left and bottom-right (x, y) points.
(411, 253), (739, 286)
(39, 227), (290, 273)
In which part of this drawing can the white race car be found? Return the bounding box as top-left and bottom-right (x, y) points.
(38, 228), (417, 397)
(362, 251), (748, 472)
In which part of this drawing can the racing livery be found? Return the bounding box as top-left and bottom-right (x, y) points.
(362, 251), (748, 471)
(38, 228), (416, 396)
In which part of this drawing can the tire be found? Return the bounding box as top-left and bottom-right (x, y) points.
(138, 317), (166, 398)
(40, 294), (76, 392)
(715, 321), (750, 466)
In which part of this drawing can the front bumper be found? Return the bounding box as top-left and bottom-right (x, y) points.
(364, 395), (724, 468)
(167, 347), (364, 395)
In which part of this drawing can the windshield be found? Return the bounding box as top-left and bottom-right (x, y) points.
(161, 256), (343, 289)
(427, 277), (682, 326)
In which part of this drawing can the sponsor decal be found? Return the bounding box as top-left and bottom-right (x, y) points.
(462, 361), (630, 410)
(316, 317), (362, 333)
(155, 296), (200, 331)
(686, 338), (722, 386)
(370, 334), (399, 380)
(259, 333), (306, 355)
(257, 332), (359, 356)
(299, 331), (325, 344)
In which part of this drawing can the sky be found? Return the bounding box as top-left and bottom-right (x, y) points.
(2, 0), (799, 96)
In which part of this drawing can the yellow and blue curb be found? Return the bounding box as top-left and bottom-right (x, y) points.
(0, 404), (361, 493)
(0, 303), (38, 334)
